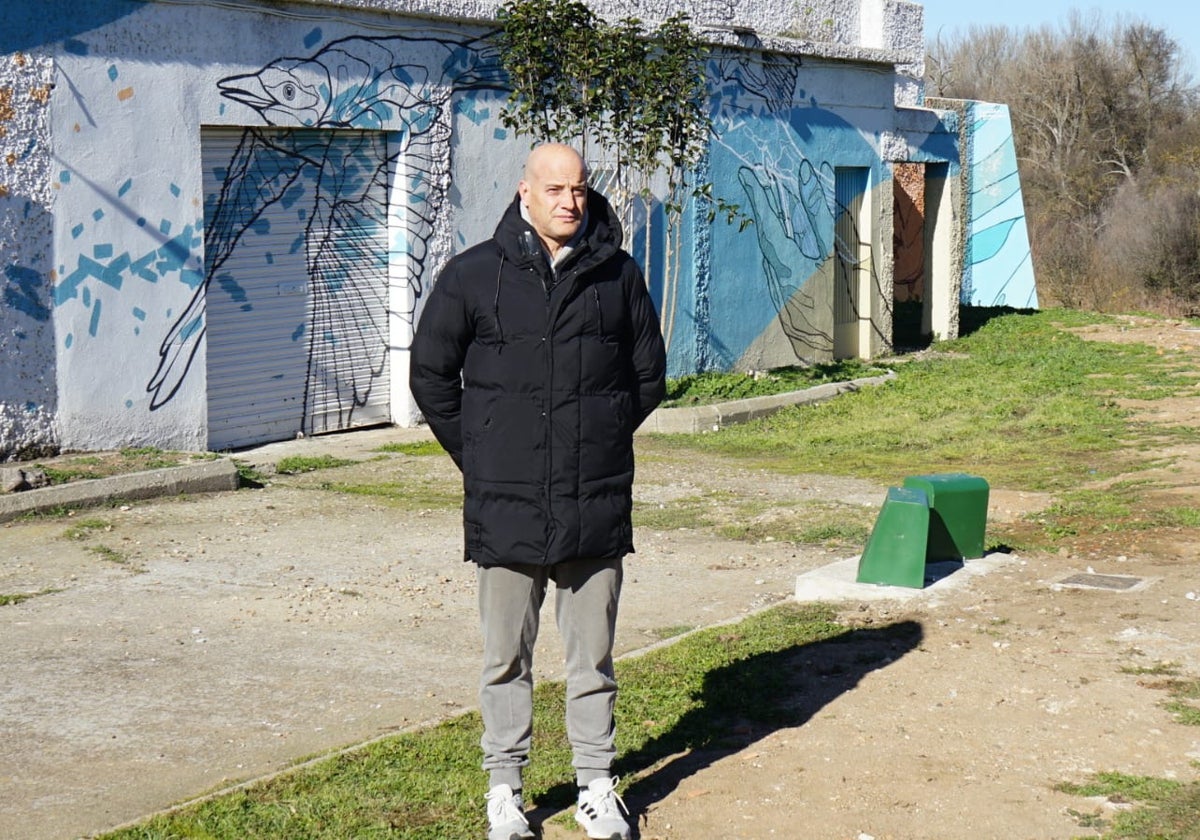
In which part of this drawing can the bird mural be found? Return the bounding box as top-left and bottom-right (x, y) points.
(147, 32), (507, 442)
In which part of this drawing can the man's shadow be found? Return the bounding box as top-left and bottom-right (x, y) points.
(529, 616), (924, 835)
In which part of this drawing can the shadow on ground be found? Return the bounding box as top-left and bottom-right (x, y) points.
(529, 618), (925, 835)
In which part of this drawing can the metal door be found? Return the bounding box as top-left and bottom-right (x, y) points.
(201, 127), (391, 450)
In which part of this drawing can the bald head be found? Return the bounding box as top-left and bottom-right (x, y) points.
(519, 144), (589, 256)
(523, 143), (588, 182)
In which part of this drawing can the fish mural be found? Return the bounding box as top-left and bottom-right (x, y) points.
(148, 32), (506, 434)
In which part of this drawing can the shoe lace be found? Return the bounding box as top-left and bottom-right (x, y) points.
(486, 786), (528, 827)
(585, 776), (628, 819)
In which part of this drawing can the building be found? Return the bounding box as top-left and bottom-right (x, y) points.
(0, 0), (1036, 458)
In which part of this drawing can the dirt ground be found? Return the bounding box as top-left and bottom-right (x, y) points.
(2, 314), (1199, 840)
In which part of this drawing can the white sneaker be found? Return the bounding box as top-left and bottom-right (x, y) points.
(574, 776), (631, 840)
(485, 784), (535, 840)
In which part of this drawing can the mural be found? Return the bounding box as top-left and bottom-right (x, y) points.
(0, 0), (1035, 457)
(702, 52), (888, 369)
(962, 102), (1038, 309)
(148, 33), (506, 435)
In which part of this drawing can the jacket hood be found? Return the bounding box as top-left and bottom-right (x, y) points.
(493, 188), (625, 270)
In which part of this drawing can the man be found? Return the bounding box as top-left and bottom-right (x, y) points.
(409, 143), (667, 840)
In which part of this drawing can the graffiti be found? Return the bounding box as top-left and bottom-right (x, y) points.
(147, 32), (506, 426)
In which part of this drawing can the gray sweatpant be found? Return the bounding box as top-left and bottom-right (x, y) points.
(477, 557), (622, 790)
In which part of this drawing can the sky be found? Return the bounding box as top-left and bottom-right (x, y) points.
(918, 0), (1200, 75)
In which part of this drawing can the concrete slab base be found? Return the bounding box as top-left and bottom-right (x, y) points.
(794, 551), (1018, 603)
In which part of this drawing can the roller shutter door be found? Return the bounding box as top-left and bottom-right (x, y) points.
(201, 127), (391, 450)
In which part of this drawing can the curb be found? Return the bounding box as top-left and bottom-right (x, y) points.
(637, 371), (896, 434)
(0, 458), (240, 523)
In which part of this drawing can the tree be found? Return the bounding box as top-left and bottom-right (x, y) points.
(494, 0), (738, 227)
(926, 13), (1200, 312)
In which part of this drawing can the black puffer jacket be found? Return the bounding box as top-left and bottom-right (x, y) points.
(410, 191), (667, 567)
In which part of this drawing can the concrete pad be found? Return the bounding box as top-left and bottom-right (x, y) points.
(794, 551), (1018, 603)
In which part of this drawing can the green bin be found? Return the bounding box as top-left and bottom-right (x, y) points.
(902, 473), (989, 561)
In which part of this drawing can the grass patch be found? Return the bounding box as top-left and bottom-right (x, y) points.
(661, 359), (890, 407)
(274, 455), (359, 475)
(375, 440), (447, 457)
(317, 479), (462, 511)
(234, 461), (270, 487)
(63, 517), (114, 540)
(1057, 772), (1200, 839)
(86, 544), (145, 572)
(1136, 676), (1200, 727)
(0, 588), (61, 607)
(1121, 662), (1182, 677)
(654, 309), (1196, 492)
(33, 448), (213, 485)
(717, 501), (873, 548)
(98, 603), (920, 839)
(634, 493), (873, 549)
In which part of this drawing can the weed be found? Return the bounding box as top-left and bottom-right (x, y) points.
(274, 455), (358, 475)
(63, 518), (113, 540)
(234, 461), (269, 487)
(375, 440), (447, 456)
(0, 588), (60, 607)
(1120, 662), (1181, 677)
(316, 480), (461, 510)
(1163, 700), (1200, 727)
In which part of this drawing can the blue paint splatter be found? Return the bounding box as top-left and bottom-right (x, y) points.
(92, 209), (104, 222)
(159, 219), (172, 236)
(64, 39), (89, 56)
(118, 179), (133, 197)
(94, 243), (113, 259)
(304, 28), (323, 48)
(125, 400), (133, 408)
(59, 171), (71, 183)
(132, 307), (146, 320)
(88, 298), (103, 337)
(71, 224), (84, 239)
(131, 252), (157, 282)
(169, 183), (181, 198)
(65, 334), (73, 349)
(107, 65), (119, 81)
(100, 253), (128, 289)
(292, 323), (305, 342)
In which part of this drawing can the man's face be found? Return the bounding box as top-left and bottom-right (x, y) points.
(518, 148), (588, 251)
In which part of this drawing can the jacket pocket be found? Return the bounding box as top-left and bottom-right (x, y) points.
(462, 391), (545, 484)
